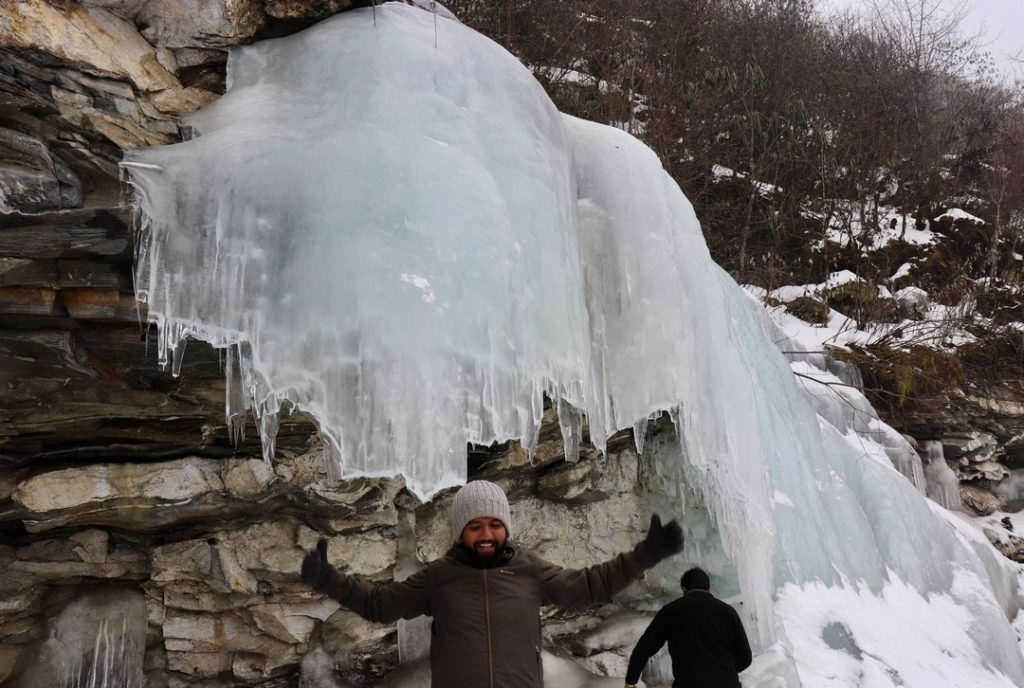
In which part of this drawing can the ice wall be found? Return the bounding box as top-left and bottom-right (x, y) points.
(125, 4), (587, 496)
(123, 4), (1024, 686)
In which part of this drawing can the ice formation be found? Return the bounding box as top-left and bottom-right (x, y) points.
(123, 4), (1024, 686)
(922, 440), (962, 511)
(19, 589), (146, 688)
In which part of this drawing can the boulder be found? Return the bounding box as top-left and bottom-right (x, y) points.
(0, 128), (81, 212)
(959, 460), (1009, 482)
(0, 1), (179, 92)
(12, 458), (226, 531)
(961, 485), (1000, 516)
(265, 0), (354, 21)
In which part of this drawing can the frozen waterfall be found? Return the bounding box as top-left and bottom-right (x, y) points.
(923, 440), (963, 511)
(123, 4), (1024, 687)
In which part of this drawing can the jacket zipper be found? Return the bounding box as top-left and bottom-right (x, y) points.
(484, 567), (494, 688)
(481, 569), (493, 688)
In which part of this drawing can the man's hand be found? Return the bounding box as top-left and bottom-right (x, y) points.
(301, 538), (332, 592)
(643, 514), (684, 562)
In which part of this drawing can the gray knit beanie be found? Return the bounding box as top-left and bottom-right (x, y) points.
(451, 480), (512, 540)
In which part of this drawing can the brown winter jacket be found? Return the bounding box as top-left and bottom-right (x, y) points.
(319, 540), (659, 688)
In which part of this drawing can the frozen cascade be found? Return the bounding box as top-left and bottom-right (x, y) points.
(759, 300), (926, 494)
(123, 4), (1024, 687)
(923, 440), (962, 511)
(126, 3), (589, 496)
(396, 510), (431, 663)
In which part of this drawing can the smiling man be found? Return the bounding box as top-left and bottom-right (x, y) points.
(301, 479), (684, 688)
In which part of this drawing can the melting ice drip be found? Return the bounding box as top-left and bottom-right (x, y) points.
(19, 590), (148, 688)
(123, 5), (1024, 686)
(57, 615), (141, 688)
(922, 440), (962, 511)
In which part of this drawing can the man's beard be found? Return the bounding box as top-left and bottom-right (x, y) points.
(464, 540), (506, 566)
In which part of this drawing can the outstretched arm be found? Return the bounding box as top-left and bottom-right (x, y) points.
(536, 514), (683, 608)
(624, 610), (669, 686)
(301, 538), (430, 623)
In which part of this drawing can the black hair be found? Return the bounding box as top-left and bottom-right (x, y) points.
(680, 567), (710, 591)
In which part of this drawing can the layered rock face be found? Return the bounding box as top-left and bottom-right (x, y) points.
(2, 423), (673, 687)
(901, 382), (1024, 560)
(902, 381), (1024, 493)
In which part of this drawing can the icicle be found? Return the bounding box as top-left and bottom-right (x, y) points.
(257, 409), (279, 463)
(667, 404), (682, 440)
(556, 394), (582, 463)
(170, 336), (187, 377)
(632, 415), (649, 455)
(892, 443), (927, 495)
(922, 440), (961, 511)
(154, 316), (169, 369)
(225, 343), (246, 445)
(396, 509), (430, 662)
(520, 417), (540, 465)
(322, 440), (343, 483)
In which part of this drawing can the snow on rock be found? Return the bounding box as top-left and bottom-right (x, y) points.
(535, 65), (616, 93)
(895, 285), (928, 310)
(890, 262), (913, 281)
(712, 163), (738, 179)
(822, 201), (937, 251)
(823, 270), (861, 289)
(768, 270), (865, 303)
(759, 275), (976, 354)
(123, 5), (1024, 687)
(935, 207), (985, 224)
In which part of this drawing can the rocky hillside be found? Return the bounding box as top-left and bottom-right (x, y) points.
(2, 1), (1023, 686)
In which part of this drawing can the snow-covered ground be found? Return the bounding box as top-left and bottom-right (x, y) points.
(752, 273), (982, 353)
(752, 268), (1024, 686)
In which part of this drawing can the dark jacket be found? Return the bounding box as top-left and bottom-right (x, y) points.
(625, 590), (752, 688)
(319, 541), (657, 688)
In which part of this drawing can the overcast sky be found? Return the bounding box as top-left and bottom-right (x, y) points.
(817, 0), (1023, 82)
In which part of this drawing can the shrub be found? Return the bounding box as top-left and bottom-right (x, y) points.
(785, 296), (829, 324)
(838, 344), (963, 418)
(959, 330), (1024, 377)
(824, 281), (898, 326)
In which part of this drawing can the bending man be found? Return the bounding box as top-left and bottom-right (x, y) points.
(301, 479), (683, 688)
(625, 567), (752, 688)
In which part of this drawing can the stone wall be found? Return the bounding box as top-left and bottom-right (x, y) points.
(1, 417), (679, 686)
